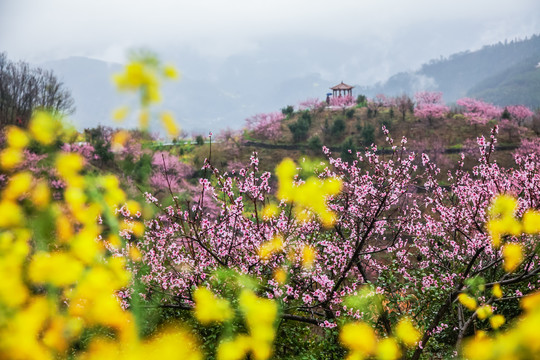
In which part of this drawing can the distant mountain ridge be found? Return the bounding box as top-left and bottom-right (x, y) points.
(362, 34), (540, 107)
(39, 34), (540, 134)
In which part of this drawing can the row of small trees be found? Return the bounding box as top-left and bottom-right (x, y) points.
(0, 53), (74, 127)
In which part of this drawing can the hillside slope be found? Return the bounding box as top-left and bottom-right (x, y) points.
(364, 35), (540, 106)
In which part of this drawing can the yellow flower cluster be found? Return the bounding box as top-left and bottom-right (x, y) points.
(462, 291), (540, 359)
(112, 53), (180, 137)
(457, 277), (507, 331)
(193, 287), (234, 324)
(485, 194), (540, 273)
(460, 195), (540, 359)
(340, 318), (420, 360)
(217, 290), (278, 360)
(273, 158), (342, 228)
(0, 113), (201, 359)
(258, 235), (284, 260)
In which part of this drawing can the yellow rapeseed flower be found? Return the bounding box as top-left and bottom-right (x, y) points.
(31, 179), (51, 209)
(395, 318), (421, 347)
(0, 200), (24, 228)
(56, 214), (74, 243)
(458, 293), (478, 311)
(489, 314), (505, 329)
(522, 209), (540, 234)
(238, 290), (277, 360)
(520, 291), (540, 312)
(0, 147), (24, 170)
(161, 111), (180, 137)
(56, 152), (84, 180)
(476, 305), (493, 320)
(28, 251), (84, 287)
(376, 337), (400, 360)
(0, 297), (50, 358)
(301, 244), (316, 268)
(488, 194), (518, 219)
(2, 171), (33, 200)
(163, 64), (180, 80)
(462, 332), (494, 360)
(262, 203), (279, 219)
(29, 111), (59, 145)
(502, 243), (523, 273)
(112, 106), (130, 122)
(340, 322), (377, 356)
(492, 283), (503, 299)
(193, 287), (233, 325)
(258, 235), (284, 260)
(275, 158), (342, 227)
(217, 335), (251, 360)
(111, 130), (130, 152)
(273, 268), (287, 285)
(5, 126), (29, 149)
(129, 246), (142, 262)
(141, 326), (202, 360)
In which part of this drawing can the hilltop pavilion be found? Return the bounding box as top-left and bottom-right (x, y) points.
(330, 81), (354, 97)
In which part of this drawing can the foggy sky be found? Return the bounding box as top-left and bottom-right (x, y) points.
(1, 0), (540, 83)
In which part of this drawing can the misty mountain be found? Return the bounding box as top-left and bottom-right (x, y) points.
(362, 34), (540, 106)
(41, 53), (335, 134)
(40, 34), (540, 134)
(467, 57), (540, 108)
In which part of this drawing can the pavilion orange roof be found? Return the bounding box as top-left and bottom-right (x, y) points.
(330, 81), (354, 90)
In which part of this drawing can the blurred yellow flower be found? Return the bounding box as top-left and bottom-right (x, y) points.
(29, 111), (59, 145)
(258, 235), (284, 260)
(111, 130), (130, 152)
(5, 126), (29, 149)
(31, 179), (51, 209)
(273, 267), (287, 285)
(29, 251), (84, 287)
(2, 171), (33, 201)
(193, 287), (233, 325)
(161, 111), (180, 137)
(217, 335), (251, 360)
(488, 194), (518, 219)
(476, 305), (493, 320)
(458, 293), (478, 311)
(301, 244), (316, 268)
(163, 64), (180, 80)
(520, 292), (540, 312)
(0, 200), (24, 228)
(275, 158), (341, 228)
(112, 106), (130, 122)
(502, 243), (523, 273)
(262, 203), (279, 218)
(522, 209), (540, 234)
(376, 337), (400, 360)
(238, 289), (277, 360)
(0, 147), (24, 170)
(340, 321), (377, 355)
(489, 314), (505, 329)
(395, 318), (421, 346)
(492, 283), (503, 299)
(56, 152), (84, 180)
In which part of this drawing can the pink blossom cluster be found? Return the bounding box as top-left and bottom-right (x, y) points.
(414, 91), (449, 121)
(61, 142), (98, 162)
(298, 98), (325, 111)
(149, 151), (194, 195)
(505, 105), (534, 123)
(328, 95), (355, 108)
(456, 98), (502, 124)
(245, 111), (285, 141)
